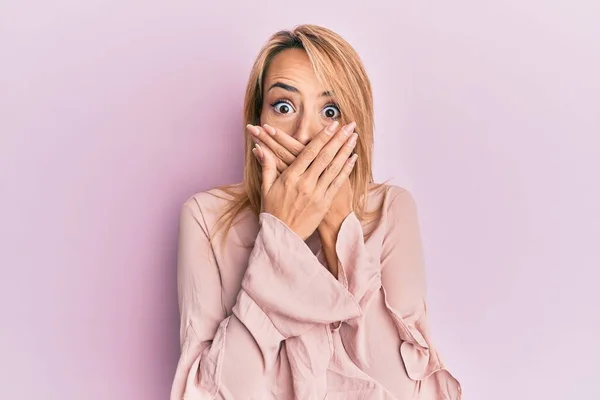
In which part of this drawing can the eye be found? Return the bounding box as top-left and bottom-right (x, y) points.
(321, 104), (341, 119)
(270, 100), (296, 115)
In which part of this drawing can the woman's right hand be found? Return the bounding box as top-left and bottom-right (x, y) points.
(251, 120), (359, 241)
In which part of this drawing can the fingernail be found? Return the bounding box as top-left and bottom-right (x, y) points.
(326, 120), (340, 135)
(348, 132), (358, 147)
(254, 143), (263, 159)
(246, 124), (260, 137)
(343, 122), (356, 136)
(263, 124), (276, 136)
(349, 153), (358, 165)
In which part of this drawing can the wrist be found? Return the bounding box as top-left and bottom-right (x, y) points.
(318, 221), (342, 246)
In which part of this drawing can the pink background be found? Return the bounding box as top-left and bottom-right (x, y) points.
(1, 1), (599, 399)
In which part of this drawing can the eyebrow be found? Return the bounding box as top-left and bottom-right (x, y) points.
(268, 81), (333, 97)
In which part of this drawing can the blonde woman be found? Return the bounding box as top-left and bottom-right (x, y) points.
(170, 25), (461, 400)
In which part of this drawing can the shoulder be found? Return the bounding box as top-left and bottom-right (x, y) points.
(182, 182), (244, 214)
(387, 184), (417, 207)
(369, 183), (420, 223)
(369, 183), (417, 210)
(179, 182), (246, 231)
(383, 185), (421, 235)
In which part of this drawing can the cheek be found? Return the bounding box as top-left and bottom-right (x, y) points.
(258, 104), (277, 126)
(258, 105), (268, 125)
(259, 109), (296, 136)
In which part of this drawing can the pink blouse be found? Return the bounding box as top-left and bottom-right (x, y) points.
(170, 183), (461, 399)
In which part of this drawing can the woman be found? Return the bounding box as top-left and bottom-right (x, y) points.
(170, 24), (461, 399)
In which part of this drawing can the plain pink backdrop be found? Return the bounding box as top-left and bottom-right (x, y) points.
(1, 1), (599, 399)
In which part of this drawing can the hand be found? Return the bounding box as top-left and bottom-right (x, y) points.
(250, 121), (359, 241)
(246, 122), (356, 243)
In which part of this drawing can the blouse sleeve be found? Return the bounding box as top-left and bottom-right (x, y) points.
(379, 188), (462, 399)
(170, 197), (362, 400)
(334, 187), (462, 399)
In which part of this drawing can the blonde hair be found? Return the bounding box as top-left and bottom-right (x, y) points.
(209, 24), (389, 253)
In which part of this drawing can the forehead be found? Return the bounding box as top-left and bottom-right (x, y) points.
(264, 49), (324, 93)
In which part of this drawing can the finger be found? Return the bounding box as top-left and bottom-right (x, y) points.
(305, 121), (356, 183)
(324, 152), (358, 200)
(261, 125), (305, 173)
(251, 143), (263, 165)
(256, 137), (289, 173)
(314, 129), (358, 191)
(286, 120), (341, 177)
(247, 124), (296, 166)
(253, 138), (288, 172)
(253, 142), (278, 195)
(247, 125), (290, 173)
(252, 146), (285, 181)
(262, 124), (305, 157)
(261, 125), (304, 173)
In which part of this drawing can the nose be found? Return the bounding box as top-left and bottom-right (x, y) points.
(291, 112), (327, 145)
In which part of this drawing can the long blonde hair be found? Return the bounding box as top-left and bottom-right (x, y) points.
(209, 24), (389, 252)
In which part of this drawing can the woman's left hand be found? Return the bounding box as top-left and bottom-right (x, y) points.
(246, 123), (354, 244)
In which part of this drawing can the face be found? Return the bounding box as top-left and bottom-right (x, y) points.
(259, 48), (340, 145)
